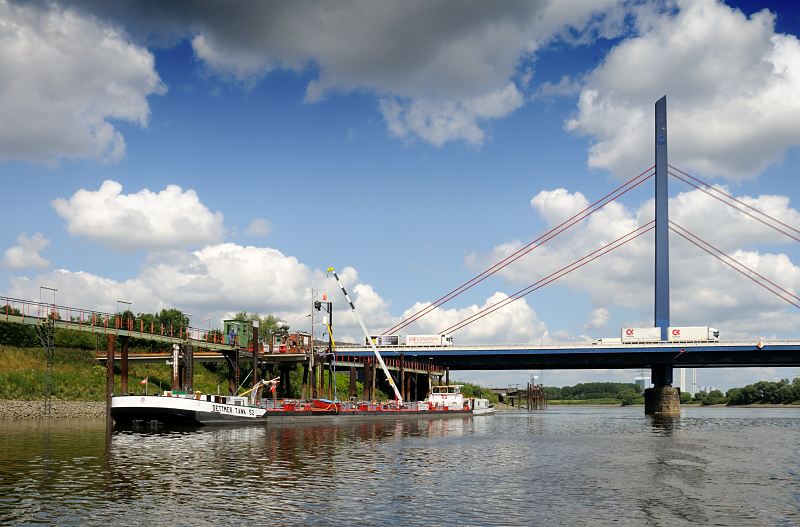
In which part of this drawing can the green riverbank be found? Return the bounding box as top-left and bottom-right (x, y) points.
(0, 344), (232, 401)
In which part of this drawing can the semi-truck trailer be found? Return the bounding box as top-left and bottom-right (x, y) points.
(667, 326), (719, 342)
(405, 334), (454, 346)
(366, 335), (400, 346)
(615, 326), (720, 343)
(620, 327), (662, 343)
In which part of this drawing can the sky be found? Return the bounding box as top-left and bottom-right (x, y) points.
(3, 0), (800, 391)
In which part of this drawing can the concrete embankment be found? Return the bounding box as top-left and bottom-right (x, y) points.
(0, 399), (106, 420)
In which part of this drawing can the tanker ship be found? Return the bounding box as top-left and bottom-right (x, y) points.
(111, 383), (493, 426)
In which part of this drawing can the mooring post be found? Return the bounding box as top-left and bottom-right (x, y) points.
(349, 366), (357, 399)
(185, 343), (194, 392)
(527, 383), (531, 411)
(363, 361), (371, 400)
(301, 363), (309, 400)
(252, 320), (259, 388)
(320, 360), (326, 398)
(371, 361), (377, 399)
(225, 349), (239, 395)
(172, 344), (180, 391)
(106, 334), (116, 421)
(646, 95), (680, 417)
(120, 336), (129, 395)
(328, 358), (334, 400)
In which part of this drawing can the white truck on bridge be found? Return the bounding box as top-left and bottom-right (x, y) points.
(667, 326), (719, 342)
(405, 334), (454, 346)
(614, 326), (720, 343)
(620, 327), (662, 343)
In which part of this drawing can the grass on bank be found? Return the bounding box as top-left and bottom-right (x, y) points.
(0, 345), (231, 401)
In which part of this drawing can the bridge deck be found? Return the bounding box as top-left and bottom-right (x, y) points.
(3, 313), (235, 352)
(334, 340), (800, 369)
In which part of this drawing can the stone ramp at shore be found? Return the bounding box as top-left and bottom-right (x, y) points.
(0, 400), (106, 420)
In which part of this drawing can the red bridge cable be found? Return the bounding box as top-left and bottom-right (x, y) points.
(443, 222), (655, 334)
(383, 166), (656, 335)
(670, 164), (800, 235)
(669, 165), (800, 238)
(388, 171), (652, 336)
(669, 171), (800, 243)
(669, 222), (800, 310)
(440, 221), (656, 334)
(670, 221), (800, 303)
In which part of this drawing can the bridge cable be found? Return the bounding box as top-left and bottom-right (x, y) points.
(669, 166), (800, 243)
(670, 164), (800, 236)
(383, 166), (656, 335)
(669, 221), (800, 310)
(440, 221), (656, 334)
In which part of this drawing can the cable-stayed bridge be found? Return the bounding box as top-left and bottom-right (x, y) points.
(4, 96), (800, 414)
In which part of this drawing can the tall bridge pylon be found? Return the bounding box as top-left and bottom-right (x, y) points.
(647, 95), (680, 417)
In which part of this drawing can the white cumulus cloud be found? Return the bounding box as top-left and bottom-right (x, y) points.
(585, 308), (610, 329)
(379, 83), (524, 147)
(566, 0), (800, 181)
(51, 180), (225, 251)
(392, 292), (549, 344)
(68, 0), (624, 148)
(1, 233), (50, 269)
(245, 218), (272, 237)
(0, 0), (165, 164)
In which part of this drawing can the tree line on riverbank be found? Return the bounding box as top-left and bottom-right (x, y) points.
(543, 379), (800, 406)
(544, 382), (644, 405)
(713, 378), (800, 405)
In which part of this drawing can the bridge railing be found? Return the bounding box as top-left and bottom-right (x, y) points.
(333, 354), (444, 373)
(1, 295), (232, 347)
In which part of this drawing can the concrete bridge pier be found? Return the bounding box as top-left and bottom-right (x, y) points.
(644, 365), (680, 416)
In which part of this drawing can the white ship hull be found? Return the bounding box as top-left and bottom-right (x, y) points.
(111, 395), (267, 426)
(110, 394), (486, 427)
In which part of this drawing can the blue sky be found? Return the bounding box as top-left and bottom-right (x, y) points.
(3, 0), (800, 390)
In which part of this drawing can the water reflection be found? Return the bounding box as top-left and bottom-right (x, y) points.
(647, 415), (681, 435)
(1, 409), (799, 526)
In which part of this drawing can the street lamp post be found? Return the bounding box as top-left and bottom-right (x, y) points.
(202, 318), (211, 341)
(117, 300), (132, 330)
(39, 286), (57, 318)
(183, 313), (192, 336)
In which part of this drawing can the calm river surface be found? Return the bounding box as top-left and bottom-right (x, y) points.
(1, 407), (798, 526)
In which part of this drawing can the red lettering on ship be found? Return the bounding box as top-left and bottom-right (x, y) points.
(625, 329), (634, 336)
(672, 329), (680, 336)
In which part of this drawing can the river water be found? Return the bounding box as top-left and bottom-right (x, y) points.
(1, 407), (798, 526)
